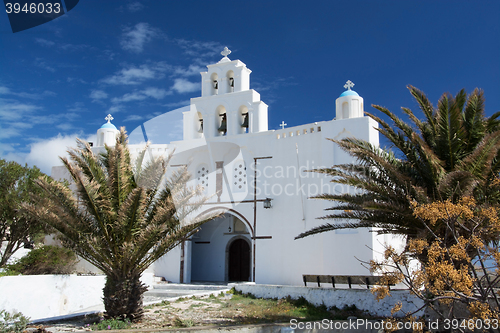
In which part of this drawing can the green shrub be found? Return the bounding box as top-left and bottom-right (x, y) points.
(0, 310), (30, 332)
(173, 317), (193, 328)
(91, 318), (130, 330)
(6, 245), (76, 275)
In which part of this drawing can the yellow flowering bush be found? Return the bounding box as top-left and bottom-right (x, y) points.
(371, 197), (500, 331)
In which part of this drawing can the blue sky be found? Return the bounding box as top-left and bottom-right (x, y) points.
(1, 1), (499, 174)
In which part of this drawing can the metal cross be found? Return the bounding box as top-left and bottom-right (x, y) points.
(105, 114), (114, 123)
(280, 121), (287, 129)
(344, 80), (355, 90)
(221, 47), (231, 57)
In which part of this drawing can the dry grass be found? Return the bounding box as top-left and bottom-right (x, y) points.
(131, 290), (370, 330)
(30, 290), (371, 331)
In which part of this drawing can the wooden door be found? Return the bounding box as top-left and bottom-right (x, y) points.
(228, 239), (250, 281)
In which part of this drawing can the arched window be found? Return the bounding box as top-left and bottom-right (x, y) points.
(342, 102), (349, 119)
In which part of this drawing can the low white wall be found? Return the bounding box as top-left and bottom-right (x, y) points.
(0, 273), (154, 321)
(231, 283), (424, 318)
(0, 275), (105, 321)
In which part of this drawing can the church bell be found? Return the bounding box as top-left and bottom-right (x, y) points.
(218, 113), (227, 134)
(198, 119), (203, 133)
(241, 112), (249, 128)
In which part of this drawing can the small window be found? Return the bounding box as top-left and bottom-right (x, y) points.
(317, 126), (321, 132)
(196, 164), (210, 193)
(232, 161), (247, 193)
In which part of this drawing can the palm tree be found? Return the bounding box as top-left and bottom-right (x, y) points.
(296, 86), (500, 247)
(23, 129), (212, 321)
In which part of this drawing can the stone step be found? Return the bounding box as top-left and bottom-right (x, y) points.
(144, 289), (223, 297)
(151, 283), (229, 291)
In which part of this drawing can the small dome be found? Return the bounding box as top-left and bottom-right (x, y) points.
(340, 90), (359, 97)
(100, 122), (117, 130)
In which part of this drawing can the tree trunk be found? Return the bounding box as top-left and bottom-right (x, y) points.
(102, 273), (147, 321)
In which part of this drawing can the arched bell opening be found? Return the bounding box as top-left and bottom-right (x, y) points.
(196, 112), (204, 137)
(217, 105), (227, 136)
(238, 105), (249, 134)
(211, 72), (219, 96)
(226, 70), (234, 93)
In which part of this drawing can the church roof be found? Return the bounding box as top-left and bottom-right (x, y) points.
(100, 114), (117, 130)
(339, 90), (359, 97)
(100, 122), (117, 130)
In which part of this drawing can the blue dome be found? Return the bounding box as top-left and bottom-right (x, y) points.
(340, 90), (359, 97)
(101, 122), (117, 130)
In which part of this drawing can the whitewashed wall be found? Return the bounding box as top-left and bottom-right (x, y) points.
(232, 283), (424, 318)
(0, 273), (153, 321)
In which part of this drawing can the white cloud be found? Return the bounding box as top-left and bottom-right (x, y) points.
(112, 87), (171, 104)
(90, 89), (108, 101)
(123, 114), (144, 122)
(171, 78), (199, 94)
(33, 58), (56, 72)
(56, 123), (74, 131)
(175, 39), (224, 59)
(59, 43), (90, 52)
(173, 64), (204, 77)
(0, 86), (56, 99)
(0, 86), (11, 94)
(142, 87), (171, 99)
(162, 100), (190, 109)
(112, 92), (147, 103)
(127, 2), (144, 12)
(67, 77), (88, 84)
(106, 105), (123, 114)
(0, 99), (42, 121)
(120, 23), (158, 53)
(24, 133), (96, 175)
(0, 125), (21, 139)
(35, 38), (55, 47)
(101, 63), (170, 85)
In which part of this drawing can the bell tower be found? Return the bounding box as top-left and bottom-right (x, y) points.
(335, 80), (364, 120)
(183, 48), (269, 140)
(96, 114), (119, 147)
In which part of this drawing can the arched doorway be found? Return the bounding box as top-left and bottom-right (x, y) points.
(227, 238), (251, 281)
(190, 212), (253, 282)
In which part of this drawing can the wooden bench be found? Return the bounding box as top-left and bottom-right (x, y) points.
(302, 275), (391, 289)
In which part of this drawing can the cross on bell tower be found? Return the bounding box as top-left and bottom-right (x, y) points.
(221, 47), (231, 57)
(344, 80), (355, 91)
(105, 114), (114, 123)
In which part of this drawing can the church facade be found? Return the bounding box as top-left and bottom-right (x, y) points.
(53, 48), (402, 286)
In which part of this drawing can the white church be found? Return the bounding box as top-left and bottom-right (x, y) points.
(53, 48), (401, 286)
